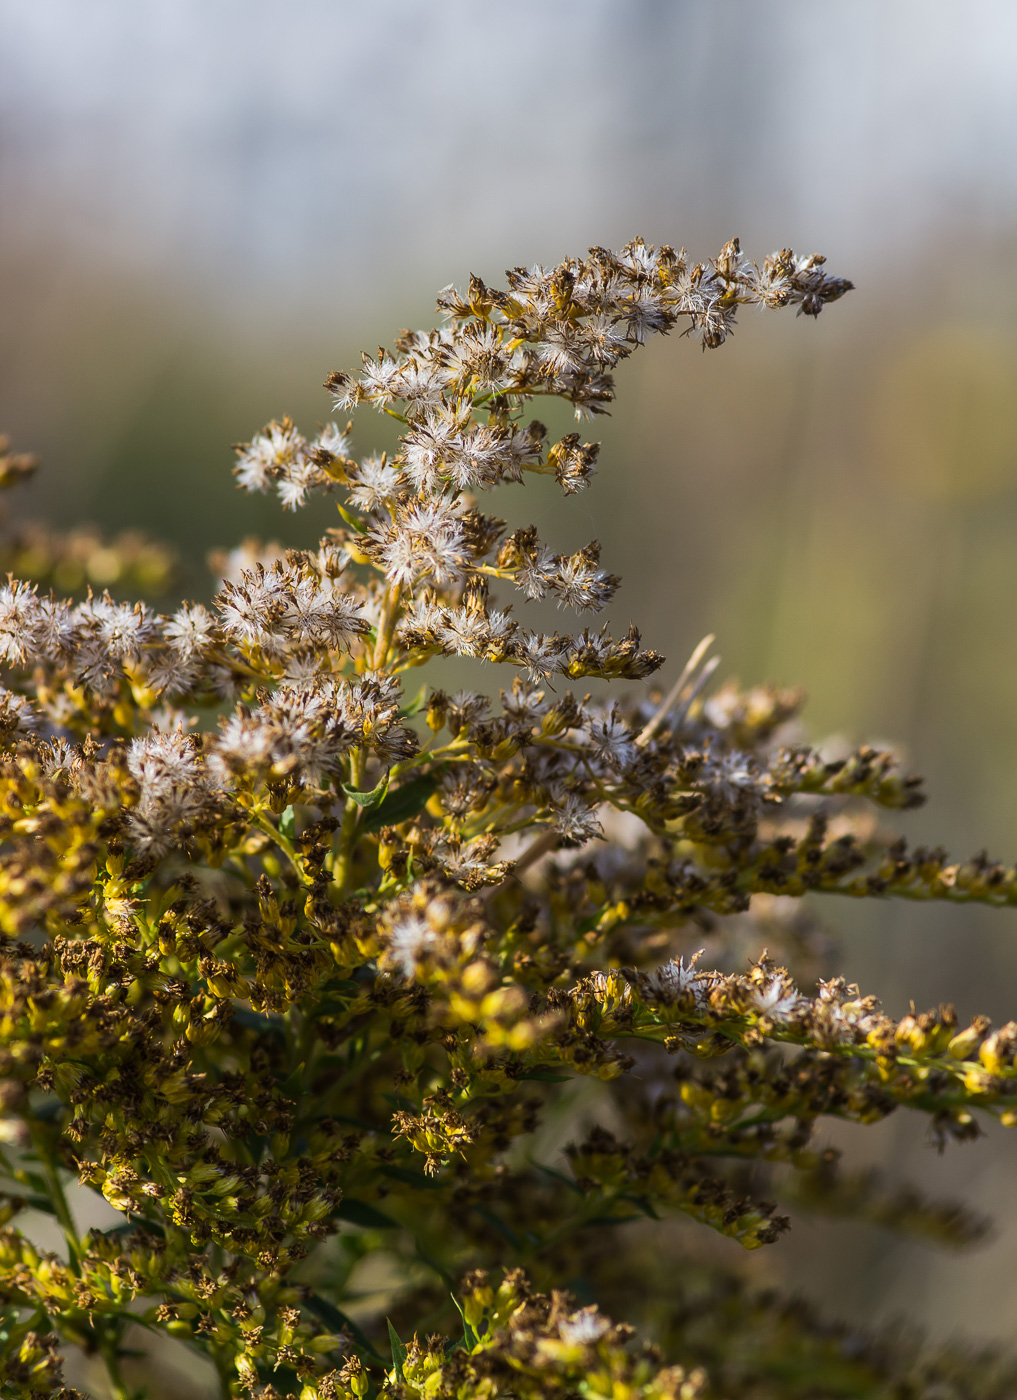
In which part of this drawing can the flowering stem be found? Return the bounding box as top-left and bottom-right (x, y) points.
(28, 1122), (80, 1274)
(206, 646), (268, 682)
(211, 1346), (234, 1400)
(507, 828), (559, 879)
(253, 810), (305, 880)
(373, 582), (403, 670)
(30, 1125), (134, 1399)
(333, 746), (367, 898)
(388, 736), (471, 780)
(97, 1333), (133, 1400)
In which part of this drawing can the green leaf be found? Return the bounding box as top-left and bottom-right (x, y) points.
(279, 805), (296, 840)
(337, 1198), (398, 1230)
(32, 1100), (64, 1124)
(18, 1193), (59, 1217)
(531, 1161), (584, 1196)
(230, 1008), (286, 1040)
(311, 994), (361, 1020)
(318, 978), (363, 996)
(0, 1187), (57, 1218)
(450, 1292), (480, 1352)
(381, 1091), (418, 1114)
(363, 773), (440, 833)
(310, 977), (367, 1020)
(471, 1204), (519, 1248)
(516, 1066), (570, 1083)
(280, 1064), (306, 1098)
(414, 1239), (455, 1291)
(337, 503), (368, 535)
(387, 1318), (408, 1380)
(342, 770), (391, 810)
(399, 684), (429, 719)
(15, 1170), (51, 1196)
(0, 1308), (18, 1348)
(620, 1193), (662, 1220)
(100, 1218), (166, 1240)
(304, 1294), (382, 1361)
(380, 1164), (444, 1190)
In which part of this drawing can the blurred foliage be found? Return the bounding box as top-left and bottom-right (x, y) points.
(0, 437), (175, 599)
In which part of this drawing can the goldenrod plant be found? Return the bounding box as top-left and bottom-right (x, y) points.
(1, 238), (1014, 1399)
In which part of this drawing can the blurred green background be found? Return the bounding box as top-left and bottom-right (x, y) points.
(4, 0), (1017, 1385)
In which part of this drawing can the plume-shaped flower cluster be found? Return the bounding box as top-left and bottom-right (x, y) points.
(1, 240), (1014, 1400)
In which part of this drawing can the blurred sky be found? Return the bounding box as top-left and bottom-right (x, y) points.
(5, 0), (1017, 1362)
(4, 0), (1017, 304)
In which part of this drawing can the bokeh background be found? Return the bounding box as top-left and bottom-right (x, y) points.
(4, 0), (1017, 1385)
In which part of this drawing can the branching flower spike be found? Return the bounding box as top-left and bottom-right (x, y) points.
(3, 237), (1015, 1400)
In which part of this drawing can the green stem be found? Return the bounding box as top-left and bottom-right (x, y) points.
(372, 582), (403, 670)
(523, 1192), (625, 1260)
(253, 810), (305, 881)
(212, 1343), (234, 1400)
(387, 736), (471, 780)
(308, 1033), (381, 1119)
(31, 1124), (136, 1398)
(28, 1121), (81, 1274)
(97, 1329), (133, 1400)
(333, 748), (367, 899)
(206, 646), (270, 682)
